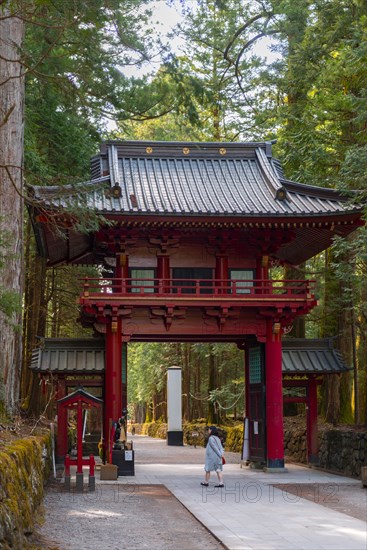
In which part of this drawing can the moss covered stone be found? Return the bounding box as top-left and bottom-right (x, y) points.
(0, 434), (51, 549)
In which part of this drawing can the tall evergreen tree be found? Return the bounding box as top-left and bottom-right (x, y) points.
(0, 1), (25, 416)
(0, 0), (159, 415)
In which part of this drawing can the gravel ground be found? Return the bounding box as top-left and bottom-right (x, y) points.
(29, 435), (366, 549)
(30, 482), (224, 550)
(30, 437), (228, 550)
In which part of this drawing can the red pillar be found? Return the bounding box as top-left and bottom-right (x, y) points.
(307, 376), (319, 464)
(56, 377), (67, 462)
(77, 401), (83, 474)
(215, 254), (228, 293)
(104, 317), (122, 462)
(157, 253), (170, 292)
(122, 342), (128, 411)
(115, 253), (129, 404)
(115, 253), (129, 292)
(256, 255), (269, 293)
(265, 319), (285, 469)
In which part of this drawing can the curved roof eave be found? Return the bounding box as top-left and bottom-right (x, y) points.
(281, 177), (364, 202)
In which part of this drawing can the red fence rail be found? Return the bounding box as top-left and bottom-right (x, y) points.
(80, 278), (316, 299)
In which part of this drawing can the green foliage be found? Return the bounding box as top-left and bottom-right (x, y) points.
(120, 0), (273, 141)
(23, 0), (160, 186)
(132, 419), (244, 452)
(21, 1), (166, 376)
(128, 342), (244, 424)
(44, 264), (101, 338)
(183, 421), (208, 447)
(128, 342), (179, 403)
(273, 0), (367, 186)
(224, 424), (244, 452)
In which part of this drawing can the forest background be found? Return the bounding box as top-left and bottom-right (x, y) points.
(1, 0), (367, 428)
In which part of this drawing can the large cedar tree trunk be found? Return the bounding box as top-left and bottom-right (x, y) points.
(21, 219), (48, 414)
(321, 249), (354, 424)
(183, 344), (190, 421)
(0, 5), (25, 415)
(207, 346), (218, 424)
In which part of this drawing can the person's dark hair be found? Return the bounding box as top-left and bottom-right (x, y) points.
(208, 425), (218, 436)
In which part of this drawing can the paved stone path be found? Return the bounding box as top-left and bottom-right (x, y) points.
(37, 434), (367, 550)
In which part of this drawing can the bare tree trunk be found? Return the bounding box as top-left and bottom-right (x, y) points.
(0, 4), (25, 415)
(162, 381), (167, 422)
(207, 345), (218, 424)
(192, 356), (202, 420)
(337, 281), (354, 423)
(21, 214), (48, 414)
(359, 284), (367, 426)
(183, 344), (190, 421)
(321, 248), (354, 424)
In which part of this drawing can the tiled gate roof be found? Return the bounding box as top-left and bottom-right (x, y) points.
(27, 140), (364, 266)
(30, 141), (361, 218)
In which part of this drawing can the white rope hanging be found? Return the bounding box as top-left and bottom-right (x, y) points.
(215, 388), (245, 411)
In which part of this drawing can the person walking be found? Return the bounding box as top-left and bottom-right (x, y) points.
(201, 426), (224, 487)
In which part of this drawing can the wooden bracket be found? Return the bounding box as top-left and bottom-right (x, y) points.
(150, 306), (186, 331)
(204, 307), (240, 331)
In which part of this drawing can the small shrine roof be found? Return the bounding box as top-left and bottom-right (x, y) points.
(57, 385), (103, 407)
(29, 140), (362, 219)
(30, 337), (350, 375)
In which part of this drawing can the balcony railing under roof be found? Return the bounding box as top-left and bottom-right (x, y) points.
(80, 278), (316, 302)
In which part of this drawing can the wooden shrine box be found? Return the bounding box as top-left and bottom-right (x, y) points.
(100, 463), (118, 480)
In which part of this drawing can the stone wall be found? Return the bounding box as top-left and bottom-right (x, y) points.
(318, 429), (367, 478)
(0, 434), (51, 549)
(283, 421), (367, 478)
(283, 424), (307, 464)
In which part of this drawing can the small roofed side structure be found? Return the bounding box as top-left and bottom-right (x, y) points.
(32, 339), (105, 463)
(280, 338), (350, 465)
(282, 338), (351, 375)
(31, 338), (105, 374)
(57, 385), (103, 408)
(30, 337), (349, 376)
(57, 386), (103, 489)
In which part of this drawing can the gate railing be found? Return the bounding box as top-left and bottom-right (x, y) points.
(80, 278), (316, 300)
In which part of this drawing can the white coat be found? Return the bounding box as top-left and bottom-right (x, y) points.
(204, 434), (224, 472)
